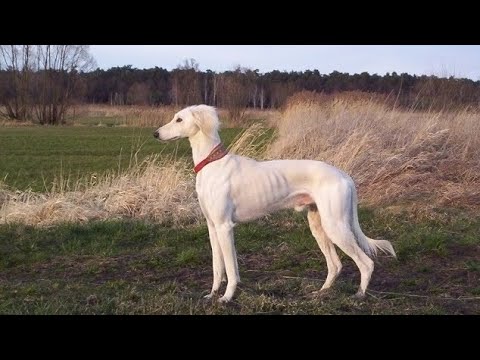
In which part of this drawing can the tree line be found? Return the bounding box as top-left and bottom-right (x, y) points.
(83, 60), (480, 111)
(2, 46), (480, 125)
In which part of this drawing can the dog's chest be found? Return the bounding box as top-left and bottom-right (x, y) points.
(196, 164), (295, 223)
(195, 171), (229, 205)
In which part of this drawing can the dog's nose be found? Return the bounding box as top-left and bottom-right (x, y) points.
(153, 131), (159, 139)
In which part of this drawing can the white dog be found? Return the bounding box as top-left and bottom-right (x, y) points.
(154, 105), (396, 303)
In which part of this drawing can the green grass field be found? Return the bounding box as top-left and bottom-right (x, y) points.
(0, 210), (479, 314)
(0, 127), (243, 192)
(1, 123), (479, 314)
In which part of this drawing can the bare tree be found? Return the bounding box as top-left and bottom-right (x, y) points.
(127, 82), (150, 105)
(245, 69), (259, 109)
(0, 45), (33, 120)
(203, 71), (208, 104)
(269, 81), (298, 109)
(171, 76), (179, 106)
(260, 85), (264, 110)
(32, 45), (96, 124)
(170, 58), (202, 106)
(213, 72), (218, 106)
(0, 45), (95, 124)
(217, 66), (252, 122)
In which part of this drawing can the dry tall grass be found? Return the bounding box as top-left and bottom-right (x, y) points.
(0, 156), (202, 226)
(268, 93), (480, 213)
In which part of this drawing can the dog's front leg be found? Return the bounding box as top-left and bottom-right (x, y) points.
(215, 222), (240, 303)
(204, 221), (226, 299)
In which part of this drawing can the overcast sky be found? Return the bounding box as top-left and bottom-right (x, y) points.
(90, 45), (480, 80)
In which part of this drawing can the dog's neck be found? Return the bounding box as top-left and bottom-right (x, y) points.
(189, 130), (222, 166)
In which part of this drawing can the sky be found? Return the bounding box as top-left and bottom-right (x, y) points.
(89, 45), (480, 80)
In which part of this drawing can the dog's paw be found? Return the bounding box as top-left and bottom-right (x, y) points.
(218, 296), (231, 304)
(305, 287), (333, 300)
(353, 291), (366, 300)
(203, 290), (220, 300)
(313, 288), (332, 297)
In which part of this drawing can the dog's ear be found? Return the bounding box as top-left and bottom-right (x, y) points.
(191, 105), (219, 138)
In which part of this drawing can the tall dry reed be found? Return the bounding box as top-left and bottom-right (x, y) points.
(1, 155), (202, 226)
(267, 94), (480, 212)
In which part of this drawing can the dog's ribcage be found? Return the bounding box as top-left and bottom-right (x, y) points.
(196, 155), (346, 223)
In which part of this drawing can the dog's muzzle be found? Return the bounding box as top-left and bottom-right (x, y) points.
(153, 131), (159, 139)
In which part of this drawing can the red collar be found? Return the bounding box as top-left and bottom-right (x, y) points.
(194, 143), (228, 173)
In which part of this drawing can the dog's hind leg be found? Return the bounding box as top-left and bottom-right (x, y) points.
(307, 206), (342, 292)
(321, 218), (374, 298)
(204, 221), (226, 299)
(314, 187), (374, 298)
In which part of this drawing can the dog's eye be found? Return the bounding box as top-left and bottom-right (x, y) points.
(176, 118), (183, 123)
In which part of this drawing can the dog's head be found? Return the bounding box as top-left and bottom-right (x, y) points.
(154, 105), (220, 141)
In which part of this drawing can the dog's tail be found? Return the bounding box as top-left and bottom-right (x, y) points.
(350, 183), (396, 258)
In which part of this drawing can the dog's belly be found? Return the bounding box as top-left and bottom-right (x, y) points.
(231, 176), (315, 222)
(232, 193), (315, 222)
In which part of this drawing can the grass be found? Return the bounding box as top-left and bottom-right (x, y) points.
(0, 127), (244, 192)
(1, 99), (480, 314)
(0, 210), (478, 314)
